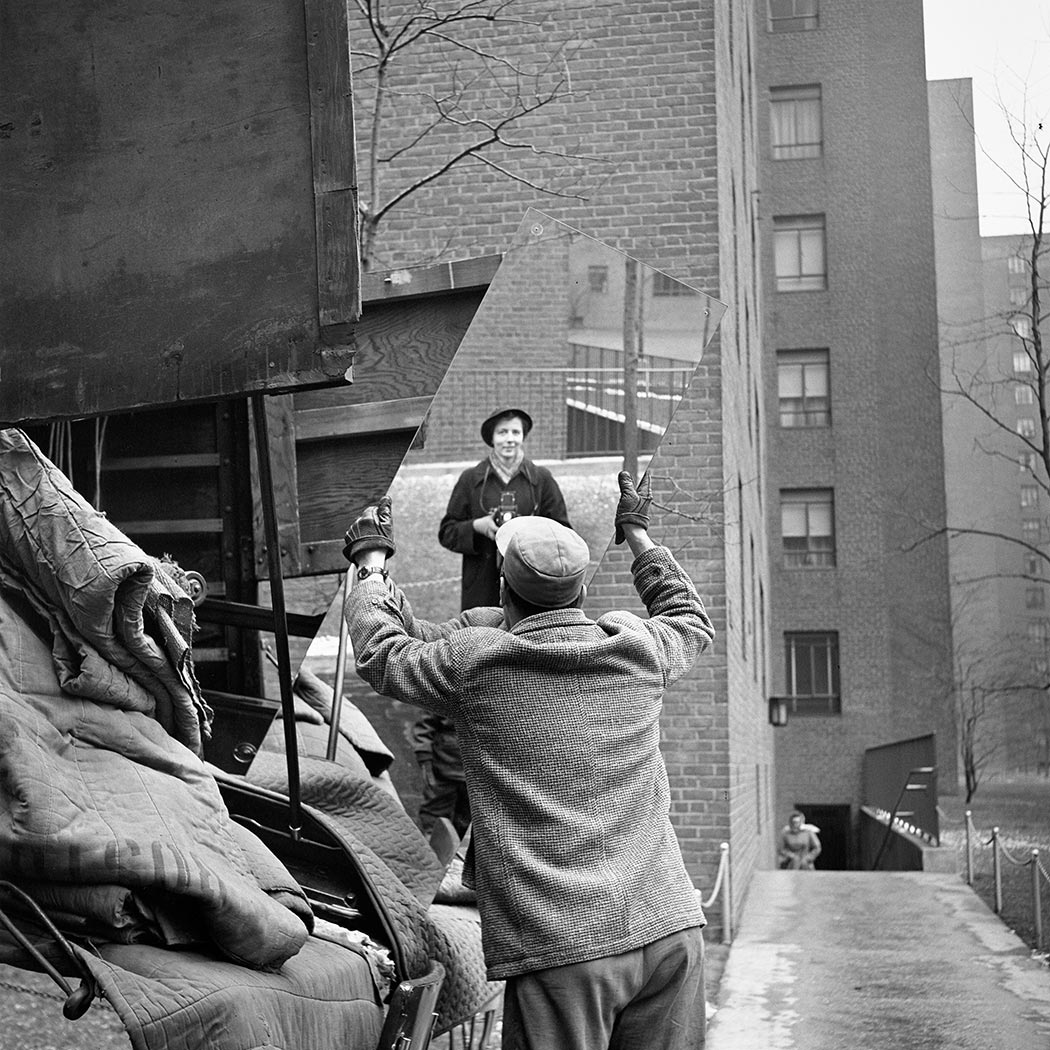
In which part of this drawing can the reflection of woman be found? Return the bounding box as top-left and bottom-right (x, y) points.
(778, 810), (822, 870)
(413, 409), (570, 838)
(438, 408), (571, 609)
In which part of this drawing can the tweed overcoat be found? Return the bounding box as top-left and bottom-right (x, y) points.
(346, 545), (713, 981)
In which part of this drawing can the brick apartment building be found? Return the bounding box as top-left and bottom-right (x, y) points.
(345, 0), (770, 936)
(931, 75), (1050, 776)
(756, 0), (956, 866)
(344, 0), (958, 912)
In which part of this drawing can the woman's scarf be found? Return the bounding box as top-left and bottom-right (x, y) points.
(488, 448), (524, 485)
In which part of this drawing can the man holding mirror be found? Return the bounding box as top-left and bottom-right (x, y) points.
(342, 472), (712, 1050)
(411, 408), (571, 839)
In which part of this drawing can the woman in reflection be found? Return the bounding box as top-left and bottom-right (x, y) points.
(438, 407), (571, 609)
(412, 408), (571, 838)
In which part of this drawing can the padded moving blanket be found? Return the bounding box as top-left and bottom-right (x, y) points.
(77, 933), (384, 1050)
(246, 751), (502, 1033)
(0, 429), (309, 969)
(0, 428), (208, 752)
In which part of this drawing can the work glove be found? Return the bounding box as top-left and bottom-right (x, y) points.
(343, 495), (396, 564)
(614, 470), (652, 544)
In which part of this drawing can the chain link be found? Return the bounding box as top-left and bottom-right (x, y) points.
(0, 975), (64, 1003)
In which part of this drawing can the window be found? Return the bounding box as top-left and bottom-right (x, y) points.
(1016, 385), (1035, 405)
(1023, 520), (1042, 546)
(652, 271), (692, 297)
(1010, 287), (1028, 307)
(1018, 418), (1037, 439)
(781, 488), (835, 567)
(587, 265), (608, 293)
(778, 349), (830, 426)
(1014, 350), (1033, 373)
(1025, 552), (1042, 576)
(1028, 620), (1049, 649)
(770, 85), (822, 159)
(1008, 255), (1028, 275)
(1022, 484), (1039, 509)
(1021, 453), (1038, 472)
(1012, 317), (1033, 339)
(774, 215), (826, 291)
(1027, 587), (1046, 609)
(769, 0), (818, 32)
(784, 632), (840, 715)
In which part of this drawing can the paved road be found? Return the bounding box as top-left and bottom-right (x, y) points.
(708, 871), (1050, 1049)
(0, 963), (129, 1050)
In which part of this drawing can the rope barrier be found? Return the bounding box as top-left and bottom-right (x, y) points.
(701, 844), (728, 909)
(699, 842), (732, 945)
(996, 839), (1033, 867)
(960, 821), (1049, 951)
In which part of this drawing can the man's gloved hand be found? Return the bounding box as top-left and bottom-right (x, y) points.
(343, 495), (397, 564)
(614, 470), (652, 544)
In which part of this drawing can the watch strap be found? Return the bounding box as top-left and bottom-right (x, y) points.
(357, 566), (389, 581)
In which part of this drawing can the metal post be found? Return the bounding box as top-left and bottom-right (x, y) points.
(326, 569), (353, 761)
(721, 842), (733, 945)
(1032, 849), (1043, 951)
(964, 810), (973, 886)
(251, 394), (302, 839)
(992, 827), (1003, 914)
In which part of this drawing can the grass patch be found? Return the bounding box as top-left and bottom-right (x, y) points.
(939, 775), (1050, 958)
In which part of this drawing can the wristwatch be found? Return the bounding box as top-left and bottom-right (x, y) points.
(356, 566), (389, 582)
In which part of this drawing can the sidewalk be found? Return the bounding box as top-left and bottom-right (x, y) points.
(707, 870), (1050, 1049)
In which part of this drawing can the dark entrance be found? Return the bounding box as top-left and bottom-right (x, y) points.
(796, 804), (853, 870)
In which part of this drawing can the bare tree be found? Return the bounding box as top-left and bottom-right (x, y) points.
(349, 1), (612, 270)
(933, 96), (1049, 569)
(917, 89), (1050, 786)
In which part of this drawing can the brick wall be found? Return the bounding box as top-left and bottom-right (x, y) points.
(344, 0), (769, 935)
(758, 0), (957, 842)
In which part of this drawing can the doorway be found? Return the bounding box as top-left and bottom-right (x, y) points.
(796, 804), (853, 869)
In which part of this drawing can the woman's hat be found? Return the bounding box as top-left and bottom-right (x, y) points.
(480, 408), (533, 447)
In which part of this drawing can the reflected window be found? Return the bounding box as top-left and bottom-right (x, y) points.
(770, 85), (822, 159)
(781, 488), (835, 567)
(1010, 287), (1028, 307)
(588, 265), (609, 293)
(1029, 621), (1050, 648)
(1026, 552), (1042, 576)
(784, 631), (840, 715)
(1014, 351), (1033, 373)
(1018, 418), (1037, 439)
(1008, 255), (1028, 275)
(778, 349), (829, 427)
(1023, 520), (1042, 546)
(774, 215), (826, 291)
(769, 0), (818, 32)
(1016, 385), (1035, 405)
(1021, 484), (1039, 509)
(1027, 587), (1046, 610)
(1020, 452), (1038, 472)
(653, 271), (692, 297)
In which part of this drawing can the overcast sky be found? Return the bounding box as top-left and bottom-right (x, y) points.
(923, 0), (1050, 237)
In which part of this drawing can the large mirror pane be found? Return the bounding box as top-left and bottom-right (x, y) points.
(297, 209), (725, 807)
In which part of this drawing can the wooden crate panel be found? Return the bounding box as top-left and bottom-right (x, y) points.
(0, 0), (358, 425)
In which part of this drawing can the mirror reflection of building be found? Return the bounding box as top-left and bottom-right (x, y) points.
(411, 407), (571, 837)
